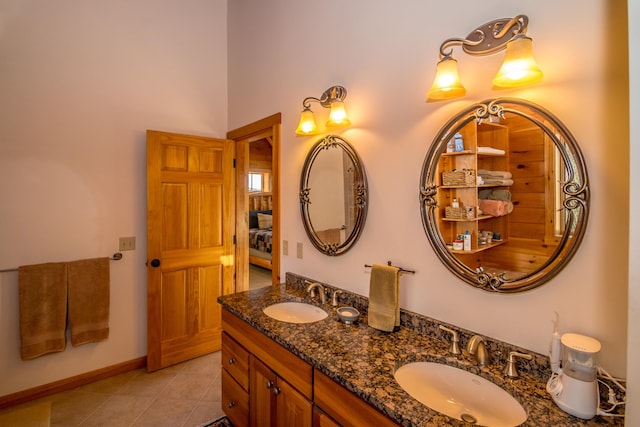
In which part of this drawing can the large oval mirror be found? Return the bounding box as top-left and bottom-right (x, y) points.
(419, 98), (589, 292)
(300, 135), (368, 256)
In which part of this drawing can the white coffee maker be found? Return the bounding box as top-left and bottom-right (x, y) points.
(547, 333), (601, 419)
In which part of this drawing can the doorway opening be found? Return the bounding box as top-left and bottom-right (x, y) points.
(227, 113), (281, 292)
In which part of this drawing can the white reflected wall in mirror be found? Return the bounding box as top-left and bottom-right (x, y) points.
(300, 135), (367, 256)
(308, 145), (348, 241)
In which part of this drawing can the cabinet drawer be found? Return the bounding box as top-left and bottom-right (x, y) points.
(222, 368), (249, 427)
(222, 331), (249, 390)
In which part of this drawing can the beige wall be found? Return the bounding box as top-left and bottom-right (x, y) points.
(228, 0), (630, 380)
(0, 0), (228, 396)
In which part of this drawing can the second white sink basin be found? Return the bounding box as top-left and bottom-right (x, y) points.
(394, 362), (526, 427)
(262, 302), (328, 323)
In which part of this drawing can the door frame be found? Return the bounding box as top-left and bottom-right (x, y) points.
(227, 113), (281, 290)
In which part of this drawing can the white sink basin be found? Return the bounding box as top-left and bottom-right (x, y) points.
(262, 302), (328, 323)
(394, 362), (526, 427)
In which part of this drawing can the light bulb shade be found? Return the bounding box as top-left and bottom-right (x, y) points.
(427, 57), (467, 101)
(326, 101), (351, 128)
(295, 108), (318, 135)
(492, 36), (543, 88)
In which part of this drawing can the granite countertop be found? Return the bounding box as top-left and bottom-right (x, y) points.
(218, 279), (624, 427)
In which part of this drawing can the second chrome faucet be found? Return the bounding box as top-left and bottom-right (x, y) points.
(305, 281), (326, 304)
(440, 326), (490, 367)
(467, 335), (490, 367)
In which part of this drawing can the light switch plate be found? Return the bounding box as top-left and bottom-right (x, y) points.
(283, 240), (288, 256)
(296, 242), (303, 259)
(119, 236), (136, 251)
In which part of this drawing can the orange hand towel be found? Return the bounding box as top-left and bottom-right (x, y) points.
(67, 257), (110, 346)
(18, 262), (67, 360)
(367, 264), (401, 332)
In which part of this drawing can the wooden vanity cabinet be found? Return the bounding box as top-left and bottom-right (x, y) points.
(313, 370), (399, 427)
(222, 308), (399, 427)
(221, 332), (250, 427)
(221, 309), (313, 427)
(251, 356), (312, 427)
(313, 407), (341, 427)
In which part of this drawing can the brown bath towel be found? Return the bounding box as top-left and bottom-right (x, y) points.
(18, 262), (67, 360)
(67, 257), (110, 346)
(367, 264), (401, 332)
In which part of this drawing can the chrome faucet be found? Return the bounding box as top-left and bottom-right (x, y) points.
(467, 335), (490, 366)
(503, 351), (533, 378)
(305, 281), (326, 304)
(439, 325), (461, 355)
(331, 290), (343, 306)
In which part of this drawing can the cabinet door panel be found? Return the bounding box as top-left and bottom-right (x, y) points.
(314, 370), (398, 427)
(313, 407), (341, 427)
(250, 356), (277, 427)
(276, 379), (312, 427)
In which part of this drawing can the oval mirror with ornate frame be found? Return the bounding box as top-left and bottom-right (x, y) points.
(300, 135), (368, 256)
(420, 98), (589, 292)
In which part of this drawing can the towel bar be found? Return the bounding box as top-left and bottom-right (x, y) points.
(0, 252), (123, 273)
(364, 261), (415, 275)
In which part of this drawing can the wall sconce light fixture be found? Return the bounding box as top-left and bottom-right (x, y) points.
(295, 85), (351, 135)
(427, 14), (543, 102)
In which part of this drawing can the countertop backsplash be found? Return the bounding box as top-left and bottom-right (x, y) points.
(286, 272), (552, 381)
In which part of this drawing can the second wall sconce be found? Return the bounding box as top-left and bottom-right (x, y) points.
(295, 85), (351, 135)
(427, 14), (543, 102)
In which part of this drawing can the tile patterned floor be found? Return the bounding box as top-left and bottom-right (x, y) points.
(249, 264), (272, 289)
(1, 352), (224, 427)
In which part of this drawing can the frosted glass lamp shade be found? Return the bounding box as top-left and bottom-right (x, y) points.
(427, 57), (467, 101)
(295, 109), (318, 135)
(326, 101), (351, 128)
(492, 36), (543, 88)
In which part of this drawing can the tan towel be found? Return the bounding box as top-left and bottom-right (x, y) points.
(367, 264), (400, 332)
(18, 263), (67, 360)
(67, 257), (110, 346)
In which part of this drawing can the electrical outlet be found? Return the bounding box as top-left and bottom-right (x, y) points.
(119, 236), (136, 251)
(283, 240), (288, 256)
(296, 242), (303, 259)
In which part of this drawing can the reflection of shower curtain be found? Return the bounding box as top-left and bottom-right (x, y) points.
(342, 152), (356, 237)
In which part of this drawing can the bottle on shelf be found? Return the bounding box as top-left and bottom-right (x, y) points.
(463, 230), (472, 251)
(451, 197), (459, 208)
(446, 137), (455, 153)
(454, 133), (464, 152)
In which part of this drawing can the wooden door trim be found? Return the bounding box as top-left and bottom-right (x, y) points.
(228, 113), (281, 290)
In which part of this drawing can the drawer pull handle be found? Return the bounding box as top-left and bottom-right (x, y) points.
(266, 381), (274, 389)
(273, 387), (281, 396)
(228, 401), (236, 408)
(228, 358), (236, 365)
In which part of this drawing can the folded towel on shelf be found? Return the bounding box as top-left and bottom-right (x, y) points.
(479, 188), (512, 201)
(479, 199), (514, 217)
(478, 169), (512, 179)
(482, 178), (514, 186)
(368, 264), (400, 332)
(18, 262), (67, 360)
(477, 147), (506, 155)
(67, 257), (110, 346)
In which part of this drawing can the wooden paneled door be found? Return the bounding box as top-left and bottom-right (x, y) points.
(146, 130), (235, 372)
